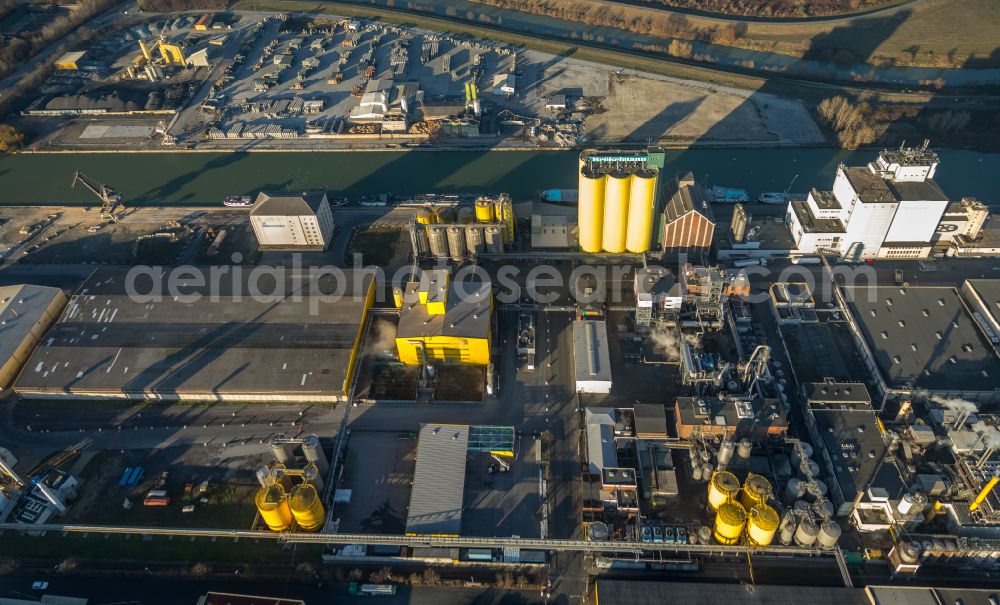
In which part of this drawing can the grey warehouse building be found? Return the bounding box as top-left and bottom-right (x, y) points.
(14, 268), (375, 403)
(843, 285), (1000, 406)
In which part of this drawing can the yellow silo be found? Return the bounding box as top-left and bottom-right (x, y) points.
(740, 473), (772, 511)
(578, 168), (606, 253)
(255, 485), (293, 532)
(475, 198), (494, 223)
(416, 207), (433, 225)
(601, 171), (631, 253)
(288, 483), (325, 532)
(457, 206), (475, 224)
(625, 169), (657, 253)
(392, 286), (404, 309)
(714, 500), (747, 546)
(707, 470), (740, 511)
(746, 504), (779, 547)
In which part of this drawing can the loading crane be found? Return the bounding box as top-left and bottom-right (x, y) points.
(70, 171), (123, 223)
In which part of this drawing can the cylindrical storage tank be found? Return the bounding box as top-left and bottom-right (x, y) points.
(287, 483), (325, 532)
(779, 512), (796, 545)
(392, 286), (404, 309)
(475, 198), (494, 223)
(794, 517), (818, 547)
(485, 226), (503, 253)
(578, 169), (606, 253)
(804, 481), (823, 503)
(702, 463), (714, 480)
(740, 474), (772, 511)
(697, 525), (713, 545)
(791, 442), (813, 468)
(416, 207), (433, 225)
(813, 498), (834, 520)
(691, 462), (704, 482)
(601, 171), (631, 253)
(588, 521), (609, 541)
(799, 460), (820, 480)
(302, 435), (329, 476)
(817, 521), (841, 550)
(270, 435), (294, 464)
(625, 169), (656, 253)
(427, 226), (449, 259)
(737, 439), (753, 460)
(920, 540), (934, 560)
(466, 226), (485, 255)
(813, 479), (828, 499)
(898, 541), (921, 565)
(718, 440), (735, 469)
(714, 501), (747, 546)
(457, 206), (475, 224)
(436, 206), (456, 224)
(255, 485), (292, 531)
(255, 466), (270, 488)
(783, 478), (805, 505)
(707, 471), (740, 511)
(793, 500), (811, 516)
(447, 226), (467, 261)
(747, 505), (779, 547)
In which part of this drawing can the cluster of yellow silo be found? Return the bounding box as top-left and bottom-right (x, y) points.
(255, 465), (326, 533)
(577, 150), (658, 254)
(708, 471), (778, 547)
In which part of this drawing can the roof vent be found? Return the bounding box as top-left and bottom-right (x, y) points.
(922, 309), (930, 317)
(881, 331), (888, 339)
(898, 320), (906, 327)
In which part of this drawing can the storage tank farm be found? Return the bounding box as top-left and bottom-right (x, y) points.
(706, 470), (782, 547)
(577, 149), (664, 253)
(418, 195), (514, 261)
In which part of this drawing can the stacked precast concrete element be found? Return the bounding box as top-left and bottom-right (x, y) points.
(577, 149), (664, 253)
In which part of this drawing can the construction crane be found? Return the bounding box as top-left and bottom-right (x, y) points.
(71, 171), (123, 223)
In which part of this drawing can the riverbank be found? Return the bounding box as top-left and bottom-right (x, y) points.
(0, 148), (996, 206)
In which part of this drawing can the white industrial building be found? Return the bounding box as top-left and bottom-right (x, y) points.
(785, 146), (957, 260)
(573, 320), (612, 394)
(249, 191), (335, 251)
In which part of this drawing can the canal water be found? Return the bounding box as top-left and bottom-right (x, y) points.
(0, 148), (996, 206)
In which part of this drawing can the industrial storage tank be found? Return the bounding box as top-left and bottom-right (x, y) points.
(817, 520), (841, 549)
(783, 477), (806, 505)
(578, 169), (606, 253)
(897, 491), (927, 516)
(302, 435), (328, 476)
(465, 226), (485, 255)
(804, 481), (824, 503)
(794, 517), (819, 547)
(475, 198), (494, 223)
(718, 440), (735, 469)
(737, 439), (753, 460)
(392, 287), (404, 309)
(436, 207), (456, 224)
(691, 461), (704, 482)
(697, 525), (713, 545)
(427, 226), (449, 259)
(707, 470), (740, 511)
(457, 206), (475, 224)
(740, 474), (771, 511)
(778, 512), (796, 545)
(255, 485), (292, 531)
(416, 207), (434, 225)
(485, 226), (503, 253)
(713, 501), (747, 545)
(791, 442), (813, 468)
(813, 497), (835, 520)
(798, 459), (820, 480)
(601, 171), (631, 253)
(746, 505), (779, 547)
(897, 541), (922, 565)
(625, 168), (656, 253)
(287, 483), (325, 532)
(447, 226), (467, 261)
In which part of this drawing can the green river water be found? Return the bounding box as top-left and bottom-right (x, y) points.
(0, 148), (996, 205)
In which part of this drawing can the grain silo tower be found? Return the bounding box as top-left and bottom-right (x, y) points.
(576, 149), (664, 254)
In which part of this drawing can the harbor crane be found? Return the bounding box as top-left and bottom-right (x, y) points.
(70, 171), (123, 223)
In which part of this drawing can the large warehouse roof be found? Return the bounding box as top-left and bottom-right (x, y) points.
(405, 423), (469, 536)
(597, 580), (866, 605)
(573, 320), (612, 392)
(844, 285), (1000, 393)
(14, 268), (374, 402)
(0, 284), (67, 388)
